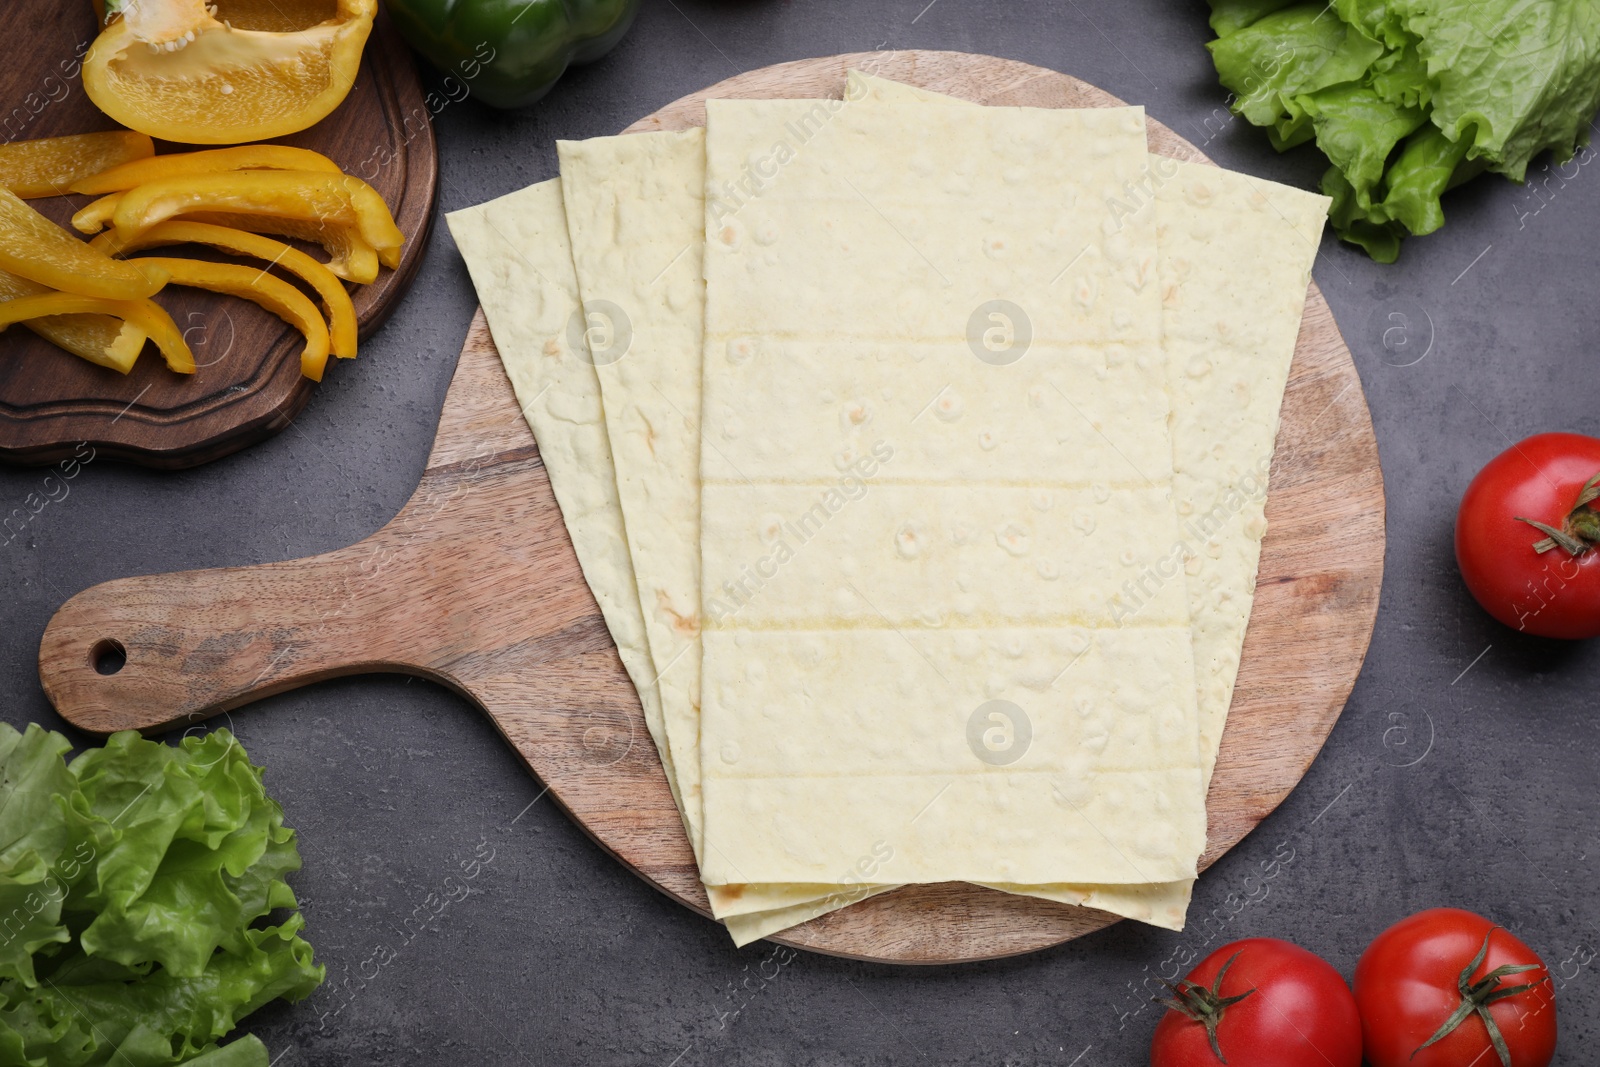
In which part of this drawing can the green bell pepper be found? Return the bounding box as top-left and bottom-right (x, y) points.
(385, 0), (640, 109)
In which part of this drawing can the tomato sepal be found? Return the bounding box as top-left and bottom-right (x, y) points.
(1413, 928), (1549, 1067)
(1155, 950), (1258, 1064)
(1515, 470), (1600, 555)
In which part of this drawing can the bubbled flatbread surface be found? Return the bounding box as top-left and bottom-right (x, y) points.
(446, 181), (681, 808)
(850, 71), (1329, 924)
(698, 98), (1208, 886)
(557, 132), (711, 855)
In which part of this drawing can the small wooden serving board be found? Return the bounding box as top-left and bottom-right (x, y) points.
(39, 52), (1385, 963)
(0, 0), (437, 469)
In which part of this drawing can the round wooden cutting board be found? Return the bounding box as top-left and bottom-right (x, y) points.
(39, 52), (1384, 963)
(0, 1), (437, 469)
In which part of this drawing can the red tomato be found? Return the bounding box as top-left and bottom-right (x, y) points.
(1150, 937), (1361, 1067)
(1455, 432), (1600, 639)
(1355, 908), (1556, 1067)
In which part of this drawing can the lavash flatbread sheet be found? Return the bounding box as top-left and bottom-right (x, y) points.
(698, 97), (1209, 886)
(852, 72), (1329, 787)
(851, 72), (1330, 924)
(556, 131), (711, 858)
(444, 180), (681, 812)
(847, 71), (1205, 926)
(452, 175), (900, 943)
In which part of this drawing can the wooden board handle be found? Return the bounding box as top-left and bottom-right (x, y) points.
(39, 547), (431, 734)
(38, 308), (581, 738)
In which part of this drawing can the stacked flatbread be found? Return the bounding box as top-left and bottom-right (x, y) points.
(448, 72), (1329, 946)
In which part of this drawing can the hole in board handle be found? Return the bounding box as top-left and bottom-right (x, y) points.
(91, 639), (126, 676)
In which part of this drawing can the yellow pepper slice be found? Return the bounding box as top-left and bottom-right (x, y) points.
(94, 221), (357, 358)
(0, 131), (154, 200)
(0, 292), (193, 373)
(70, 145), (343, 196)
(0, 188), (166, 300)
(111, 171), (404, 267)
(71, 192), (122, 235)
(134, 257), (331, 381)
(0, 268), (147, 373)
(78, 198), (379, 284)
(185, 212), (380, 284)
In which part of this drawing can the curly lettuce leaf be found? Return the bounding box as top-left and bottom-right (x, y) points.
(1209, 3), (1386, 134)
(1298, 81), (1428, 208)
(1209, 0), (1302, 37)
(0, 728), (319, 1067)
(185, 1036), (270, 1067)
(1395, 0), (1600, 180)
(1208, 0), (1600, 258)
(5, 917), (320, 1067)
(0, 726), (77, 873)
(1363, 41), (1430, 110)
(75, 733), (302, 979)
(1332, 0), (1417, 49)
(1370, 123), (1479, 234)
(0, 726), (95, 986)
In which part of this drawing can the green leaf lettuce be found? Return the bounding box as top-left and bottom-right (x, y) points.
(0, 725), (321, 1067)
(1207, 0), (1600, 258)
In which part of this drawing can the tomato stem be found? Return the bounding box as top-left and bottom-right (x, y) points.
(1154, 950), (1256, 1064)
(1411, 928), (1546, 1067)
(1516, 470), (1600, 555)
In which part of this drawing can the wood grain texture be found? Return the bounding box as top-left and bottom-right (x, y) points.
(39, 52), (1385, 963)
(0, 1), (437, 470)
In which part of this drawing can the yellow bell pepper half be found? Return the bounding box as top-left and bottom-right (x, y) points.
(70, 145), (343, 196)
(83, 0), (377, 145)
(0, 291), (193, 374)
(0, 268), (148, 374)
(0, 188), (166, 301)
(95, 221), (358, 358)
(111, 171), (404, 270)
(0, 131), (154, 199)
(134, 257), (332, 381)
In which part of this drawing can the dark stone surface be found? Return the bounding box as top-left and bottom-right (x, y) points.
(4, 1), (1599, 1063)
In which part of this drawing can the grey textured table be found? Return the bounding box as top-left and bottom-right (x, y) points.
(5, 1), (1599, 1063)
